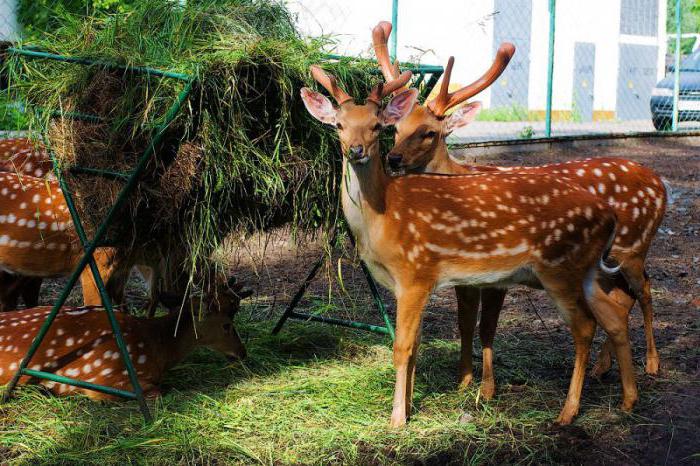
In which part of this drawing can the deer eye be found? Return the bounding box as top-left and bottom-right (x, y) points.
(336, 123), (343, 130)
(223, 323), (233, 332)
(372, 123), (382, 131)
(423, 130), (437, 139)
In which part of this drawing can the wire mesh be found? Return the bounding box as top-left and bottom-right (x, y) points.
(1, 0), (698, 143)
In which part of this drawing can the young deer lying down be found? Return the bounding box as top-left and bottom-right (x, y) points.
(372, 21), (667, 398)
(0, 279), (251, 399)
(301, 65), (638, 426)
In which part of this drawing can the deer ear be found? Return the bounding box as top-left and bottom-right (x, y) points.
(445, 101), (481, 133)
(381, 88), (419, 126)
(301, 87), (337, 125)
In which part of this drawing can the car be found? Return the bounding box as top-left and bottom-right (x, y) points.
(650, 49), (700, 130)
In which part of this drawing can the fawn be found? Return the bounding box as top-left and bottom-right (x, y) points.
(0, 278), (251, 399)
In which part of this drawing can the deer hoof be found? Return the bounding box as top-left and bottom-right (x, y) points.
(458, 372), (473, 390)
(645, 355), (660, 375)
(479, 380), (495, 400)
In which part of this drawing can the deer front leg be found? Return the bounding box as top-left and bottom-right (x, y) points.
(391, 284), (430, 428)
(478, 288), (506, 400)
(455, 286), (479, 388)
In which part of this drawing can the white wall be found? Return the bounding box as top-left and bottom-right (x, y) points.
(0, 0), (19, 41)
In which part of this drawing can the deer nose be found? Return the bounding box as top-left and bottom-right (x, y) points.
(348, 145), (364, 158)
(387, 153), (403, 169)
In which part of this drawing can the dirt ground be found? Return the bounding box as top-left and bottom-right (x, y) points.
(36, 136), (699, 464)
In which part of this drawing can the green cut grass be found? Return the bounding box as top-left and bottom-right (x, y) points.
(2, 0), (381, 284)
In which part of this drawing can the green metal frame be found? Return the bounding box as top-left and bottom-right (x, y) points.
(1, 47), (194, 421)
(2, 47), (441, 409)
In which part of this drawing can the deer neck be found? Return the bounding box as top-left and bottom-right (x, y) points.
(148, 312), (198, 371)
(340, 150), (388, 249)
(425, 139), (456, 174)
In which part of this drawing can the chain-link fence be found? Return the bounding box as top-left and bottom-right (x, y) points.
(1, 0), (697, 144)
(290, 0), (684, 144)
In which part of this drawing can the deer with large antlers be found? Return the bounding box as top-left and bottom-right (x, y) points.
(301, 62), (638, 427)
(372, 21), (667, 397)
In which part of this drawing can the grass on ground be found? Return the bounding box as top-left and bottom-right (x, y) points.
(1, 299), (675, 465)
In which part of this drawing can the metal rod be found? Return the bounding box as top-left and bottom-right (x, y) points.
(57, 173), (152, 420)
(271, 228), (394, 339)
(286, 311), (392, 335)
(271, 253), (327, 335)
(47, 109), (103, 123)
(673, 0), (681, 131)
(391, 0), (399, 61)
(8, 47), (192, 81)
(68, 166), (131, 180)
(359, 262), (395, 341)
(322, 54), (443, 73)
(22, 369), (137, 399)
(545, 0), (556, 138)
(347, 232), (395, 341)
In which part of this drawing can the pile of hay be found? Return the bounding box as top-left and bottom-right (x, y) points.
(4, 0), (379, 280)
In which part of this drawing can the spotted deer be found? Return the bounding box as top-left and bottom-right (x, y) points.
(0, 278), (250, 399)
(0, 172), (124, 309)
(0, 138), (57, 307)
(0, 138), (55, 179)
(0, 142), (165, 313)
(301, 63), (638, 427)
(372, 22), (666, 396)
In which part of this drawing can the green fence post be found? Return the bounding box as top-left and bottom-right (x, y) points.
(545, 0), (556, 138)
(391, 0), (398, 61)
(672, 0), (681, 131)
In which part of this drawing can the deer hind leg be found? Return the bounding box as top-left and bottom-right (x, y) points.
(390, 284), (430, 428)
(478, 287), (506, 400)
(621, 257), (659, 375)
(591, 273), (634, 378)
(455, 286), (479, 388)
(584, 271), (638, 413)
